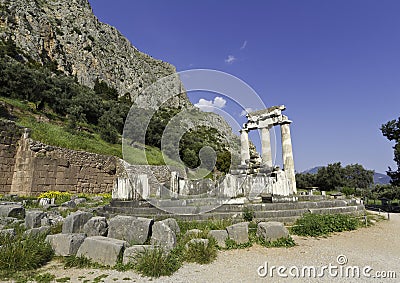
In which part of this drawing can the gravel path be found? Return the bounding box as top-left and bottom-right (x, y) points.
(38, 211), (399, 283)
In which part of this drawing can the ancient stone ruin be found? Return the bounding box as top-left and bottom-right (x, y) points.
(113, 105), (298, 206)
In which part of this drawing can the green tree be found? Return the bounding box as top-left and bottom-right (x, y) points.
(315, 162), (345, 191)
(182, 148), (199, 168)
(216, 150), (232, 173)
(93, 78), (118, 100)
(381, 117), (400, 186)
(343, 163), (374, 189)
(295, 173), (317, 189)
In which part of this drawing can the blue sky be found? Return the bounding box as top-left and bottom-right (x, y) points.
(89, 0), (400, 173)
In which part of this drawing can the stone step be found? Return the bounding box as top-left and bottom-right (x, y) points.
(102, 203), (364, 224)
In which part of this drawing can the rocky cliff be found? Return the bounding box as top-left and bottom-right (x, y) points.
(0, 0), (240, 153)
(0, 0), (190, 107)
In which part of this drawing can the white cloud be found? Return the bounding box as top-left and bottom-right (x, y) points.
(225, 55), (236, 64)
(240, 107), (254, 116)
(240, 40), (247, 50)
(194, 97), (227, 112)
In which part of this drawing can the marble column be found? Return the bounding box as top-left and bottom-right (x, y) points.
(261, 126), (273, 169)
(280, 122), (296, 194)
(240, 129), (250, 165)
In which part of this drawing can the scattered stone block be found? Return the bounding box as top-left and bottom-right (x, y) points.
(226, 222), (249, 244)
(0, 203), (25, 219)
(24, 226), (51, 237)
(0, 217), (18, 226)
(185, 229), (202, 237)
(123, 245), (155, 264)
(107, 215), (152, 244)
(83, 216), (108, 236)
(257, 222), (289, 242)
(185, 238), (209, 249)
(90, 196), (103, 202)
(161, 218), (180, 236)
(150, 221), (176, 251)
(76, 236), (127, 266)
(61, 200), (77, 208)
(74, 198), (87, 205)
(62, 211), (93, 233)
(25, 210), (46, 229)
(46, 233), (86, 256)
(208, 230), (228, 248)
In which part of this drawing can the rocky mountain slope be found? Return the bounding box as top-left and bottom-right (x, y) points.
(0, 0), (189, 108)
(0, 0), (240, 155)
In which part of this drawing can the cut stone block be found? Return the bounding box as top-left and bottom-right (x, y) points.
(25, 210), (46, 229)
(83, 216), (108, 237)
(257, 221), (289, 242)
(0, 204), (25, 219)
(25, 226), (50, 237)
(62, 211), (93, 233)
(208, 230), (228, 248)
(150, 221), (176, 252)
(46, 233), (86, 256)
(226, 222), (249, 244)
(74, 198), (87, 205)
(76, 236), (128, 266)
(107, 215), (152, 245)
(161, 218), (180, 236)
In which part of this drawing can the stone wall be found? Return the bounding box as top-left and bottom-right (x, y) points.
(0, 120), (119, 196)
(0, 120), (23, 194)
(0, 120), (181, 196)
(11, 139), (119, 195)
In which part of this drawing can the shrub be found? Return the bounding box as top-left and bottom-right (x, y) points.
(224, 238), (252, 250)
(184, 239), (217, 264)
(341, 187), (356, 196)
(243, 207), (255, 221)
(133, 247), (181, 278)
(0, 231), (54, 272)
(291, 213), (359, 237)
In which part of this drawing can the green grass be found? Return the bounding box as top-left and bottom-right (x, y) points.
(290, 213), (360, 237)
(184, 238), (217, 264)
(132, 247), (181, 278)
(63, 255), (96, 269)
(35, 273), (56, 283)
(0, 229), (54, 281)
(123, 142), (184, 167)
(18, 115), (123, 157)
(177, 219), (232, 235)
(256, 236), (296, 248)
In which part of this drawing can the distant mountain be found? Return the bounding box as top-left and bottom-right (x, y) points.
(373, 172), (391, 185)
(301, 166), (391, 185)
(302, 166), (323, 174)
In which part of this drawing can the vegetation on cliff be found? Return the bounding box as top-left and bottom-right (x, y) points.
(0, 39), (233, 173)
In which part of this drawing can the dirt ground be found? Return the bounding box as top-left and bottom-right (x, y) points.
(19, 211), (400, 283)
